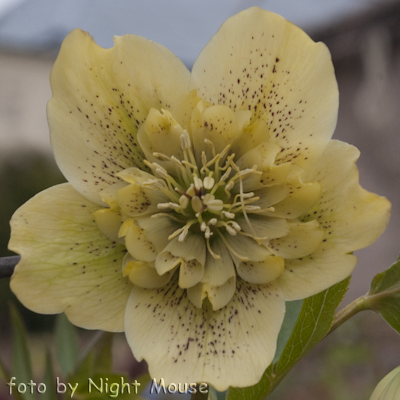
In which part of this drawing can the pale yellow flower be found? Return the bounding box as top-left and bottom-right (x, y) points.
(9, 8), (390, 390)
(370, 366), (400, 400)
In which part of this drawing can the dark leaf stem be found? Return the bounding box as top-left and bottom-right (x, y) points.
(0, 256), (20, 278)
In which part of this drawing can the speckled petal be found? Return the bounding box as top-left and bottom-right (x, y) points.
(223, 233), (271, 263)
(136, 215), (180, 253)
(137, 108), (185, 170)
(271, 179), (321, 219)
(124, 258), (176, 289)
(187, 277), (236, 311)
(48, 29), (190, 205)
(237, 215), (289, 240)
(116, 182), (168, 217)
(278, 140), (391, 300)
(125, 276), (285, 390)
(9, 184), (131, 331)
(237, 255), (285, 284)
(236, 141), (281, 172)
(267, 220), (324, 259)
(123, 219), (158, 262)
(191, 7), (338, 168)
(187, 238), (236, 310)
(191, 103), (241, 161)
(202, 238), (235, 286)
(156, 234), (206, 287)
(301, 140), (391, 253)
(93, 208), (124, 243)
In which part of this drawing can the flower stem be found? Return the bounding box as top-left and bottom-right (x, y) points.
(328, 295), (368, 334)
(191, 384), (209, 400)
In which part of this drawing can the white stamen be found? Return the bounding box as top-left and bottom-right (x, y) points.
(245, 206), (262, 211)
(202, 193), (224, 212)
(206, 238), (221, 259)
(142, 179), (166, 190)
(178, 229), (188, 242)
(155, 167), (168, 180)
(180, 130), (192, 150)
(222, 210), (235, 219)
(226, 225), (237, 235)
(157, 202), (181, 210)
(229, 221), (242, 231)
(203, 176), (215, 190)
(187, 185), (195, 197)
(168, 227), (184, 240)
(193, 175), (203, 191)
(191, 196), (203, 213)
(225, 181), (234, 191)
(204, 138), (216, 156)
(208, 218), (218, 225)
(219, 167), (232, 183)
(171, 156), (183, 166)
(179, 195), (189, 209)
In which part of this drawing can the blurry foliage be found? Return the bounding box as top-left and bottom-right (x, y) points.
(0, 151), (65, 332)
(0, 151), (66, 258)
(0, 307), (150, 400)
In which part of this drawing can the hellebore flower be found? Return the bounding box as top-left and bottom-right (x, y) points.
(9, 7), (390, 390)
(370, 366), (400, 400)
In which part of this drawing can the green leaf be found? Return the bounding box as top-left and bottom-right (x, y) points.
(55, 313), (79, 378)
(42, 350), (57, 400)
(92, 333), (113, 374)
(367, 256), (400, 334)
(227, 277), (350, 400)
(10, 304), (35, 400)
(208, 386), (219, 400)
(276, 277), (350, 375)
(273, 300), (303, 363)
(0, 353), (25, 400)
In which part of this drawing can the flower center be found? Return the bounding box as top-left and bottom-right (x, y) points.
(143, 130), (265, 260)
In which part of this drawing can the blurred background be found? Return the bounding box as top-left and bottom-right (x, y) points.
(1, 0), (400, 399)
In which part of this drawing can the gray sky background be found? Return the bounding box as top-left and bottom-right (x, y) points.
(0, 0), (382, 66)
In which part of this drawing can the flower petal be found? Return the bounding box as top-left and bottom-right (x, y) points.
(202, 238), (235, 286)
(116, 182), (168, 217)
(237, 215), (290, 240)
(223, 233), (271, 262)
(267, 220), (324, 259)
(191, 103), (241, 161)
(93, 208), (124, 243)
(137, 108), (185, 170)
(187, 277), (236, 311)
(278, 140), (390, 299)
(272, 179), (321, 219)
(277, 249), (357, 300)
(156, 234), (206, 288)
(125, 276), (285, 390)
(136, 215), (180, 253)
(187, 238), (237, 310)
(123, 255), (176, 289)
(48, 29), (190, 205)
(123, 219), (158, 262)
(191, 7), (338, 168)
(237, 255), (285, 284)
(301, 140), (391, 252)
(9, 184), (131, 331)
